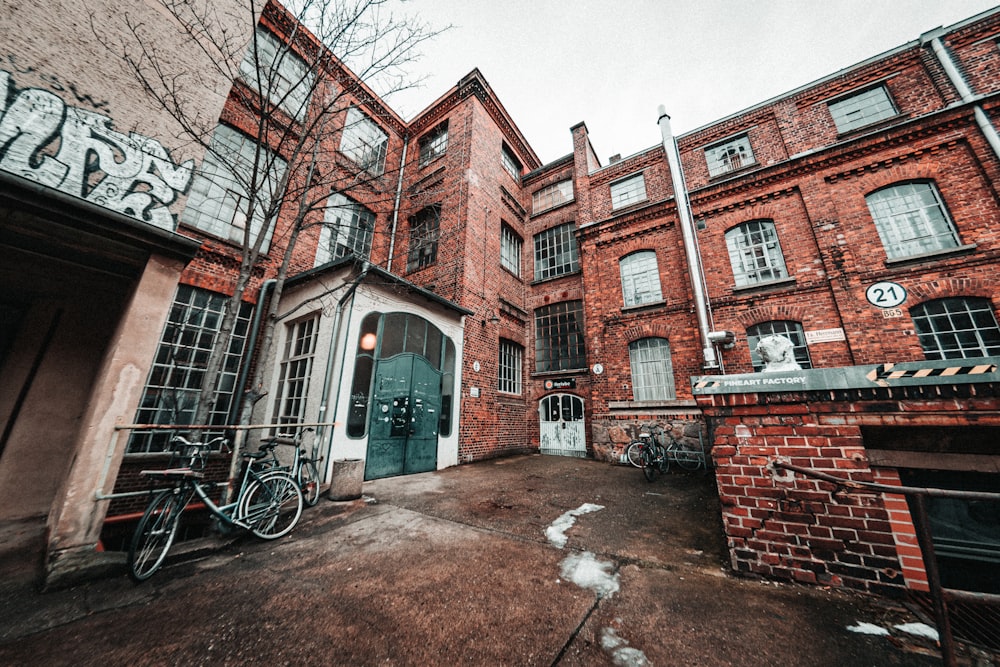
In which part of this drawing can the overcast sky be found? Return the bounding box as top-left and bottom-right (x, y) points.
(382, 0), (1000, 166)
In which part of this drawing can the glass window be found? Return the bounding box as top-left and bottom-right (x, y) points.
(829, 85), (897, 133)
(315, 192), (375, 265)
(238, 27), (313, 120)
(610, 173), (646, 210)
(128, 285), (254, 453)
(725, 220), (788, 286)
(347, 312), (380, 438)
(418, 121), (448, 167)
(407, 204), (441, 271)
(500, 223), (522, 276)
(270, 315), (319, 432)
(746, 321), (812, 372)
(705, 134), (755, 177)
(341, 106), (388, 176)
(911, 297), (1000, 360)
(619, 251), (663, 306)
(865, 181), (960, 259)
(532, 179), (574, 214)
(534, 301), (586, 372)
(501, 144), (521, 182)
(182, 124), (287, 250)
(629, 338), (676, 401)
(534, 222), (579, 281)
(498, 339), (523, 394)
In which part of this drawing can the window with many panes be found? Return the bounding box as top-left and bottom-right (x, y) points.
(828, 85), (897, 133)
(534, 222), (579, 281)
(610, 173), (646, 210)
(183, 124), (287, 249)
(407, 204), (441, 271)
(502, 143), (521, 182)
(725, 220), (787, 286)
(532, 179), (574, 214)
(341, 106), (388, 176)
(746, 321), (812, 372)
(418, 121), (448, 167)
(534, 301), (586, 372)
(911, 297), (1000, 360)
(629, 338), (676, 401)
(498, 339), (523, 394)
(271, 315), (319, 431)
(128, 285), (253, 453)
(619, 251), (663, 306)
(705, 134), (755, 177)
(315, 192), (375, 265)
(865, 181), (960, 260)
(500, 223), (522, 276)
(238, 27), (313, 120)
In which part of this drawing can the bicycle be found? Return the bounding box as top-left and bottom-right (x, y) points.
(627, 430), (706, 480)
(127, 434), (303, 582)
(258, 428), (324, 507)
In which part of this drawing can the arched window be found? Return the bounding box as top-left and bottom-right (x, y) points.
(725, 220), (787, 287)
(865, 182), (959, 259)
(619, 251), (663, 307)
(746, 321), (812, 372)
(910, 297), (1000, 360)
(628, 337), (675, 401)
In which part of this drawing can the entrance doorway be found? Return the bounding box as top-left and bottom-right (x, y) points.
(539, 393), (586, 457)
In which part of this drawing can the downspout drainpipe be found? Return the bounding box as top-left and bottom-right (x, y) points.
(316, 262), (370, 474)
(386, 139), (408, 273)
(926, 33), (1000, 162)
(658, 106), (720, 370)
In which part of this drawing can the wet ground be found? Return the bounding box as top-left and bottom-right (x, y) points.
(0, 454), (986, 666)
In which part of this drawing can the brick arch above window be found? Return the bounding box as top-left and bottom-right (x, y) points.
(906, 277), (995, 302)
(735, 304), (808, 329)
(836, 161), (943, 197)
(623, 322), (672, 344)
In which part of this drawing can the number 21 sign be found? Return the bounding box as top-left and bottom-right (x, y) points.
(865, 281), (907, 308)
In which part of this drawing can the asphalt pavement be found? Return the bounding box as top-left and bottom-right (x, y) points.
(0, 454), (979, 666)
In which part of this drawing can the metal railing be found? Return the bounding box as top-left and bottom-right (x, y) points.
(771, 460), (1000, 666)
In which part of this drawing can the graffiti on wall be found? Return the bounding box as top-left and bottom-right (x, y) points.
(0, 69), (193, 231)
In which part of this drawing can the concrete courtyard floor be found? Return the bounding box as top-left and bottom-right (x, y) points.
(0, 454), (989, 666)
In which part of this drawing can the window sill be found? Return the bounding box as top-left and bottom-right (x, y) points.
(530, 268), (582, 286)
(607, 400), (698, 410)
(708, 160), (760, 181)
(622, 299), (666, 313)
(531, 368), (587, 378)
(530, 199), (575, 218)
(884, 243), (977, 267)
(732, 276), (796, 293)
(835, 113), (906, 138)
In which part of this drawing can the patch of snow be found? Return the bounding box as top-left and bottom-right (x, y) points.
(895, 622), (939, 641)
(560, 551), (619, 598)
(600, 628), (649, 667)
(545, 503), (605, 548)
(846, 622), (890, 636)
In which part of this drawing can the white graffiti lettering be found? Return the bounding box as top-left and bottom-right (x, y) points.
(0, 69), (192, 230)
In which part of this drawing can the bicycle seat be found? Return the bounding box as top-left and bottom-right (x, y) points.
(243, 450), (270, 460)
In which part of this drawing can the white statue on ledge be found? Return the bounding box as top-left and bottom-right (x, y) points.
(756, 335), (802, 372)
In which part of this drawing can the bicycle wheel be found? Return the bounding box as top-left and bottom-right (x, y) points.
(128, 489), (185, 582)
(241, 471), (303, 540)
(626, 441), (645, 468)
(642, 446), (658, 482)
(298, 458), (322, 507)
(670, 442), (704, 471)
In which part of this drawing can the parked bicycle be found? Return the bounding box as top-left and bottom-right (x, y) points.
(626, 430), (705, 481)
(258, 428), (324, 507)
(127, 434), (303, 582)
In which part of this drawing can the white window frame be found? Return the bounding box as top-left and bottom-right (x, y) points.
(239, 27), (313, 120)
(628, 338), (676, 401)
(865, 181), (960, 259)
(911, 297), (1000, 360)
(705, 134), (755, 177)
(502, 144), (521, 182)
(725, 220), (788, 286)
(610, 173), (646, 210)
(747, 321), (812, 372)
(418, 121), (449, 167)
(500, 223), (522, 276)
(828, 85), (897, 133)
(182, 124), (287, 250)
(532, 179), (574, 214)
(619, 251), (663, 307)
(271, 315), (319, 431)
(407, 204), (441, 271)
(533, 222), (579, 281)
(315, 192), (376, 265)
(498, 339), (523, 395)
(341, 106), (388, 176)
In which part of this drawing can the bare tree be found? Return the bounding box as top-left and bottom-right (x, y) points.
(95, 0), (445, 436)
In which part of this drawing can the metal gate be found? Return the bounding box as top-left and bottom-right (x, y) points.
(539, 393), (586, 457)
(365, 354), (442, 480)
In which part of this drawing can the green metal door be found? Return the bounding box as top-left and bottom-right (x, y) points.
(366, 354), (442, 480)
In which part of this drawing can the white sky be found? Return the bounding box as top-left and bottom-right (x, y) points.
(383, 0), (1000, 166)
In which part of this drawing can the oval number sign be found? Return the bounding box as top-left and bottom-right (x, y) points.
(865, 281), (907, 308)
